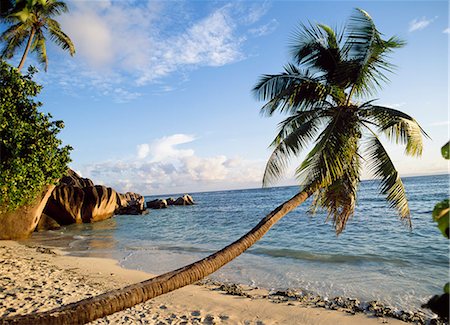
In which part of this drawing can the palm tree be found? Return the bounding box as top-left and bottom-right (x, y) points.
(2, 9), (427, 324)
(0, 0), (75, 72)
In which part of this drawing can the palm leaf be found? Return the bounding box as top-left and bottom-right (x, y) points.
(253, 65), (329, 116)
(46, 18), (75, 55)
(343, 8), (406, 98)
(364, 133), (411, 225)
(360, 105), (428, 156)
(289, 22), (345, 82)
(31, 29), (48, 70)
(0, 22), (29, 58)
(297, 108), (361, 190)
(263, 110), (327, 186)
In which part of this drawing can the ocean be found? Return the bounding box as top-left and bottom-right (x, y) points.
(25, 174), (449, 313)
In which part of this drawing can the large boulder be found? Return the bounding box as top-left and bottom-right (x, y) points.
(60, 169), (94, 188)
(81, 186), (119, 223)
(36, 213), (61, 231)
(146, 199), (168, 209)
(45, 185), (120, 224)
(173, 194), (195, 206)
(0, 185), (55, 239)
(166, 198), (176, 205)
(116, 192), (146, 215)
(44, 185), (85, 224)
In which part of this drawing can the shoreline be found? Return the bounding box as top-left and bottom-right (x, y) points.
(0, 241), (442, 324)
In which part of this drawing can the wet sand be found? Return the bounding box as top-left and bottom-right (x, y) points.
(0, 241), (411, 324)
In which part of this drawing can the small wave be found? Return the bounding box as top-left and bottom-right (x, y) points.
(248, 247), (409, 266)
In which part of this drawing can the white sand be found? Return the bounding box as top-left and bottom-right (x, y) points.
(0, 241), (407, 324)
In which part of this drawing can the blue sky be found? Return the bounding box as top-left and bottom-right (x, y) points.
(2, 1), (448, 195)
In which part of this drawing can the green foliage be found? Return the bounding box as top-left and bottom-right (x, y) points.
(441, 141), (449, 160)
(422, 142), (450, 320)
(1, 0), (75, 71)
(0, 60), (71, 212)
(433, 199), (449, 238)
(254, 8), (427, 234)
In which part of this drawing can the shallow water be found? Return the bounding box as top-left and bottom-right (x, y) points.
(26, 174), (449, 313)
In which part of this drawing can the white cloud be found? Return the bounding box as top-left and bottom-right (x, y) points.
(137, 144), (150, 159)
(443, 28), (450, 34)
(408, 17), (436, 32)
(59, 2), (259, 89)
(77, 134), (264, 195)
(249, 19), (279, 37)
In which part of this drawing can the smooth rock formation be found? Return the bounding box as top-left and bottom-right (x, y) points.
(116, 192), (146, 215)
(146, 199), (168, 209)
(166, 198), (176, 205)
(44, 185), (85, 224)
(36, 213), (61, 231)
(81, 186), (119, 223)
(0, 185), (55, 239)
(60, 169), (94, 188)
(45, 184), (120, 224)
(173, 194), (195, 206)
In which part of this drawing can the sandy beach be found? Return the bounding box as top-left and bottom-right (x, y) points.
(0, 241), (415, 325)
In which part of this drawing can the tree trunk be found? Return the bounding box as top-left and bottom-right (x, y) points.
(2, 190), (310, 325)
(17, 28), (35, 72)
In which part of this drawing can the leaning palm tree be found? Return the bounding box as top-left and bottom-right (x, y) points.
(1, 9), (427, 325)
(0, 0), (75, 71)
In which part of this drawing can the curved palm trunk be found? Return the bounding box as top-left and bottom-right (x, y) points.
(2, 191), (310, 325)
(17, 28), (35, 72)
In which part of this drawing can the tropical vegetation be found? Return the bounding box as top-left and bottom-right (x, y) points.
(2, 8), (428, 324)
(0, 60), (71, 213)
(0, 0), (75, 71)
(422, 141), (449, 320)
(253, 8), (428, 234)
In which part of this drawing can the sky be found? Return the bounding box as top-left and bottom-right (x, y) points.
(2, 0), (449, 195)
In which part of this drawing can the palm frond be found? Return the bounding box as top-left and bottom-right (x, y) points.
(364, 133), (411, 225)
(31, 29), (47, 70)
(297, 108), (361, 190)
(343, 8), (406, 98)
(253, 65), (330, 116)
(263, 110), (327, 186)
(289, 22), (344, 79)
(0, 23), (29, 58)
(311, 152), (361, 234)
(46, 18), (75, 55)
(42, 0), (68, 17)
(359, 105), (428, 156)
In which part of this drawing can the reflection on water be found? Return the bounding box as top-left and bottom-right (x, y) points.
(22, 218), (119, 259)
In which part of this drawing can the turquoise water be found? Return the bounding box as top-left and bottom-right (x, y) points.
(27, 174), (449, 313)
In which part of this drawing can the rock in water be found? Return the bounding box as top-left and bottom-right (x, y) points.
(146, 199), (168, 209)
(81, 186), (119, 223)
(173, 194), (195, 206)
(36, 213), (61, 231)
(116, 192), (146, 215)
(44, 185), (85, 224)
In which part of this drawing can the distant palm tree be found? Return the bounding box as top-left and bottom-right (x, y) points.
(0, 0), (75, 71)
(3, 9), (428, 324)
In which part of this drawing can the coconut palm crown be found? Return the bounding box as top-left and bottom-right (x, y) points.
(0, 0), (75, 71)
(253, 8), (428, 234)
